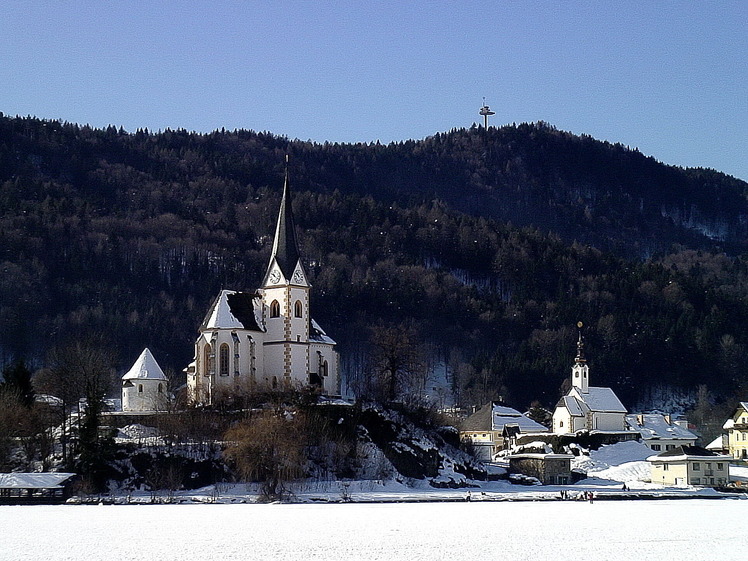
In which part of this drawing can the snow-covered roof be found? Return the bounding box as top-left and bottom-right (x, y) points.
(559, 395), (587, 417)
(310, 319), (336, 345)
(647, 445), (732, 463)
(570, 386), (626, 413)
(201, 289), (263, 331)
(508, 453), (573, 460)
(0, 473), (75, 489)
(492, 406), (549, 433)
(122, 348), (167, 381)
(706, 435), (727, 451)
(461, 402), (548, 433)
(625, 414), (697, 441)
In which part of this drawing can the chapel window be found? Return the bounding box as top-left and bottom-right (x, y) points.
(138, 384), (143, 393)
(294, 300), (303, 318)
(270, 300), (280, 318)
(158, 383), (163, 393)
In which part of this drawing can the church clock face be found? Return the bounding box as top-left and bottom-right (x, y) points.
(268, 270), (281, 284)
(292, 270), (304, 284)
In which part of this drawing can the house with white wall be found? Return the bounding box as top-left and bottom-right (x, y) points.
(648, 445), (730, 487)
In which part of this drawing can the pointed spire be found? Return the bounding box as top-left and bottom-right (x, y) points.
(575, 321), (586, 364)
(268, 155), (301, 280)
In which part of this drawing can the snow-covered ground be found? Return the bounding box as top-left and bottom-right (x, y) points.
(3, 499), (747, 560)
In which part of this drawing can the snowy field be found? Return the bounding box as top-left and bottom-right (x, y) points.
(3, 499), (747, 561)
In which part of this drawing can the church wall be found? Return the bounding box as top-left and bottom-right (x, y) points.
(288, 343), (309, 385)
(310, 343), (339, 395)
(261, 344), (286, 389)
(592, 412), (626, 431)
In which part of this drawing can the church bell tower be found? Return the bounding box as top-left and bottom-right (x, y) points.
(260, 158), (311, 387)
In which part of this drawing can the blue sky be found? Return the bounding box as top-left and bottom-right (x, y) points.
(2, 1), (746, 180)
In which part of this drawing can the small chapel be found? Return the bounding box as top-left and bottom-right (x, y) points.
(552, 328), (627, 434)
(186, 166), (340, 405)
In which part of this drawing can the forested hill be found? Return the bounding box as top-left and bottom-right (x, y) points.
(2, 114), (748, 412)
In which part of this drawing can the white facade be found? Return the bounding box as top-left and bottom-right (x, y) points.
(553, 333), (627, 434)
(187, 169), (339, 405)
(648, 446), (731, 487)
(122, 348), (168, 412)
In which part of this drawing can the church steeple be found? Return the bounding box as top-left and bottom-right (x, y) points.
(264, 157), (304, 285)
(572, 321), (589, 393)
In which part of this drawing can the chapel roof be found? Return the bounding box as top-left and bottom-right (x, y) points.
(122, 348), (167, 381)
(569, 386), (627, 413)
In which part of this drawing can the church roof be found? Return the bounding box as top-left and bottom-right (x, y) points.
(201, 290), (263, 332)
(122, 348), (167, 381)
(570, 386), (626, 413)
(310, 319), (336, 345)
(267, 168), (302, 281)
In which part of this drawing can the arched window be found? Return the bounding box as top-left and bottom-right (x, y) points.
(219, 343), (230, 377)
(270, 300), (280, 318)
(204, 344), (212, 376)
(294, 300), (303, 318)
(321, 360), (328, 377)
(158, 383), (163, 393)
(138, 384), (143, 393)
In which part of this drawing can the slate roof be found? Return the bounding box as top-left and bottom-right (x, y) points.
(625, 414), (697, 441)
(122, 348), (167, 381)
(201, 290), (263, 332)
(310, 319), (336, 345)
(648, 445), (731, 462)
(268, 169), (302, 281)
(461, 402), (549, 433)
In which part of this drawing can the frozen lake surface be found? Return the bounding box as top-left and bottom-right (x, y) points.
(2, 499), (746, 560)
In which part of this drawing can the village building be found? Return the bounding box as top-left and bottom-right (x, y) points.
(121, 348), (168, 413)
(0, 473), (76, 504)
(625, 413), (697, 452)
(507, 453), (575, 485)
(552, 332), (627, 434)
(648, 445), (730, 487)
(187, 167), (339, 405)
(722, 402), (748, 460)
(460, 402), (549, 461)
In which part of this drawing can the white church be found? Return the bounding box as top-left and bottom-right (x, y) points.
(186, 167), (340, 405)
(552, 329), (627, 434)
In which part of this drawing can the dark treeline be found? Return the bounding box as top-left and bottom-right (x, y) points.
(1, 114), (748, 412)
